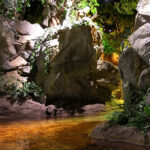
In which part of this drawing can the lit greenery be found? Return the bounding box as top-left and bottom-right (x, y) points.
(104, 93), (150, 134)
(96, 0), (137, 54)
(76, 0), (99, 14)
(0, 0), (46, 19)
(72, 0), (138, 54)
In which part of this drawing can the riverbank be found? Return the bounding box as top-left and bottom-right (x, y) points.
(0, 96), (105, 122)
(0, 105), (149, 150)
(90, 124), (150, 148)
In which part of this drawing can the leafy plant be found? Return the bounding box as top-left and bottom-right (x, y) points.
(0, 0), (46, 19)
(114, 0), (138, 15)
(104, 93), (150, 134)
(0, 76), (45, 104)
(77, 0), (99, 15)
(30, 32), (52, 74)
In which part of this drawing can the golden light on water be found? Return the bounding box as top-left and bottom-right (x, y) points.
(0, 114), (106, 150)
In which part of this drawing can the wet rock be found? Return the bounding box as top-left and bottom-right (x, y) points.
(46, 105), (56, 116)
(0, 97), (47, 121)
(90, 124), (150, 147)
(0, 96), (105, 121)
(81, 104), (105, 115)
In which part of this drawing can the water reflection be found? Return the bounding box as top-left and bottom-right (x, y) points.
(0, 114), (104, 150)
(0, 114), (149, 150)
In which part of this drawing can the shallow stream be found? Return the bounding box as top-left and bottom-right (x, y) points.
(0, 106), (149, 150)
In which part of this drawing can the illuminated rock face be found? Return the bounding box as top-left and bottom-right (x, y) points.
(135, 0), (150, 30)
(119, 0), (150, 104)
(137, 0), (150, 16)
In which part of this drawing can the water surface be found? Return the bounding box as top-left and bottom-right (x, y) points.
(0, 104), (149, 150)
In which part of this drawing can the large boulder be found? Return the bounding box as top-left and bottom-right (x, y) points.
(10, 20), (45, 44)
(119, 0), (150, 103)
(91, 124), (150, 147)
(32, 23), (120, 106)
(91, 0), (150, 147)
(119, 47), (148, 102)
(33, 25), (100, 105)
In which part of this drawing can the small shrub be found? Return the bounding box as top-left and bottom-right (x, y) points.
(0, 76), (45, 104)
(104, 94), (150, 134)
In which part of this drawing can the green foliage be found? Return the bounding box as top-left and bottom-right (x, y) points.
(30, 40), (41, 72)
(114, 0), (138, 15)
(95, 0), (137, 54)
(0, 76), (19, 96)
(30, 30), (53, 74)
(105, 94), (150, 134)
(0, 76), (44, 104)
(0, 0), (46, 19)
(102, 33), (116, 54)
(77, 0), (99, 14)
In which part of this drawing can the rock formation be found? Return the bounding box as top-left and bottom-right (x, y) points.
(119, 0), (150, 105)
(0, 15), (44, 83)
(31, 19), (120, 107)
(91, 0), (150, 147)
(0, 15), (120, 109)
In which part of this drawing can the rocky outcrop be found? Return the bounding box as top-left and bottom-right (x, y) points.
(91, 124), (150, 147)
(91, 0), (150, 147)
(0, 15), (120, 110)
(34, 25), (98, 103)
(32, 22), (120, 106)
(0, 15), (44, 82)
(0, 96), (105, 121)
(119, 0), (150, 103)
(96, 60), (120, 91)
